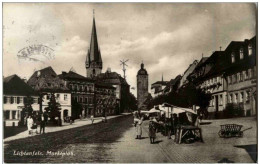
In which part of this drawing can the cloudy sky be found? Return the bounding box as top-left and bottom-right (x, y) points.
(3, 3), (256, 96)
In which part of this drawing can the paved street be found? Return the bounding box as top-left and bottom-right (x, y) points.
(4, 115), (257, 163)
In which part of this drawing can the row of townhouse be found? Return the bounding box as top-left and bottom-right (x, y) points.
(188, 36), (257, 118)
(3, 66), (118, 127)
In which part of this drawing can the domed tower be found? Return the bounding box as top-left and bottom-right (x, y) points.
(137, 62), (149, 109)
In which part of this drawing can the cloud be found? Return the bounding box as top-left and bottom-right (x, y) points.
(3, 3), (256, 97)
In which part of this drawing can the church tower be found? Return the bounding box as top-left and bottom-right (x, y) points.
(137, 62), (149, 109)
(86, 12), (103, 78)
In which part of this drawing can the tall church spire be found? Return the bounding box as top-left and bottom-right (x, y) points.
(86, 11), (103, 78)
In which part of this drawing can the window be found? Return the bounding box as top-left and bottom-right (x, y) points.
(248, 44), (252, 56)
(4, 96), (7, 104)
(33, 98), (38, 104)
(231, 52), (235, 63)
(219, 95), (223, 105)
(56, 94), (60, 100)
(5, 111), (10, 119)
(10, 97), (14, 104)
(17, 97), (20, 104)
(12, 111), (16, 119)
(85, 98), (88, 104)
(237, 73), (241, 82)
(234, 93), (238, 103)
(240, 92), (244, 103)
(47, 94), (50, 100)
(233, 74), (237, 83)
(69, 84), (73, 90)
(81, 85), (84, 91)
(244, 70), (248, 80)
(228, 76), (232, 84)
(229, 94), (233, 103)
(212, 97), (215, 106)
(248, 69), (252, 79)
(64, 94), (68, 101)
(240, 48), (244, 59)
(245, 91), (250, 103)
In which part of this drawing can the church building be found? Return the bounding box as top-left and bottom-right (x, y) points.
(85, 14), (103, 78)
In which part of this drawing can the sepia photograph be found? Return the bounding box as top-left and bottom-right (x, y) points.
(2, 2), (257, 163)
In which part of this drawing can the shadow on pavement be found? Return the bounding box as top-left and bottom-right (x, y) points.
(218, 157), (235, 163)
(200, 122), (212, 125)
(234, 144), (257, 162)
(153, 140), (163, 144)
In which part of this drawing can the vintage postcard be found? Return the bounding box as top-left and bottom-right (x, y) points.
(3, 3), (257, 163)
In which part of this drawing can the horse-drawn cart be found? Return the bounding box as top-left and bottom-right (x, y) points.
(218, 124), (243, 138)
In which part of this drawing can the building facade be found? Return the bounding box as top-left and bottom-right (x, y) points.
(3, 75), (39, 126)
(151, 76), (169, 97)
(58, 71), (95, 118)
(27, 66), (72, 121)
(137, 62), (149, 109)
(188, 36), (257, 118)
(95, 68), (130, 113)
(94, 83), (117, 117)
(85, 15), (102, 78)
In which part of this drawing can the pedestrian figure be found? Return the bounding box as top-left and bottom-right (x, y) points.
(39, 114), (46, 134)
(135, 117), (143, 139)
(27, 115), (34, 136)
(149, 119), (156, 144)
(91, 115), (94, 124)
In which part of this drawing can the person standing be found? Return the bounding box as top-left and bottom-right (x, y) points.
(136, 116), (143, 139)
(27, 115), (34, 136)
(40, 114), (46, 134)
(149, 119), (156, 144)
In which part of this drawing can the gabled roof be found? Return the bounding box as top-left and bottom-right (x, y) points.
(27, 66), (70, 93)
(163, 75), (182, 93)
(194, 57), (209, 71)
(4, 74), (38, 96)
(95, 71), (129, 86)
(151, 81), (169, 86)
(58, 71), (94, 82)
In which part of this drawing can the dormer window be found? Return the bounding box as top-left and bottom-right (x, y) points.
(240, 48), (244, 59)
(248, 44), (252, 56)
(231, 52), (235, 63)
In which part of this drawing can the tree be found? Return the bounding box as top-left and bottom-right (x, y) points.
(44, 93), (61, 122)
(71, 99), (83, 119)
(21, 95), (34, 125)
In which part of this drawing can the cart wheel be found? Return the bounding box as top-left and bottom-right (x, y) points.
(218, 130), (225, 138)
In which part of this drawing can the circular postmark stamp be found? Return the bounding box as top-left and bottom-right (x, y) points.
(17, 44), (55, 64)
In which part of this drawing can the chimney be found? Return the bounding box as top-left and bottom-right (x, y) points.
(22, 77), (27, 83)
(107, 67), (111, 73)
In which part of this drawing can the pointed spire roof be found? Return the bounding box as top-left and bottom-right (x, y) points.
(88, 14), (102, 63)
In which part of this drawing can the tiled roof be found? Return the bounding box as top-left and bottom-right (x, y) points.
(58, 71), (94, 82)
(4, 74), (38, 96)
(27, 66), (70, 93)
(95, 71), (129, 86)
